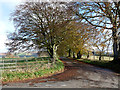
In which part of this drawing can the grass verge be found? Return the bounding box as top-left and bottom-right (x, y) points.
(77, 59), (120, 74)
(2, 59), (64, 83)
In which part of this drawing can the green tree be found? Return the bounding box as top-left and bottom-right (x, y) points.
(57, 21), (97, 59)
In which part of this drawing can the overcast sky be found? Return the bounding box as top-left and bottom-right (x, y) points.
(0, 0), (23, 53)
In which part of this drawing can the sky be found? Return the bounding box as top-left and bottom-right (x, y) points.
(0, 0), (23, 53)
(0, 0), (113, 54)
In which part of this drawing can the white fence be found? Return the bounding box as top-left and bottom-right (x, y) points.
(82, 55), (113, 61)
(0, 58), (52, 71)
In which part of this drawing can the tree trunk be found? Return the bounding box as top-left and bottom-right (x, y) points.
(119, 42), (120, 52)
(68, 49), (71, 57)
(47, 48), (53, 58)
(73, 52), (76, 58)
(113, 38), (118, 61)
(79, 54), (82, 59)
(118, 42), (120, 60)
(112, 29), (119, 62)
(87, 51), (89, 59)
(99, 52), (101, 61)
(53, 44), (58, 64)
(77, 51), (82, 59)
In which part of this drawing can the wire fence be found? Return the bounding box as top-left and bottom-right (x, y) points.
(0, 57), (53, 72)
(0, 55), (114, 72)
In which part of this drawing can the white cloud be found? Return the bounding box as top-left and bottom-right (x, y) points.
(0, 21), (8, 53)
(0, 20), (15, 53)
(0, 0), (23, 3)
(0, 21), (5, 29)
(0, 34), (8, 53)
(0, 1), (21, 53)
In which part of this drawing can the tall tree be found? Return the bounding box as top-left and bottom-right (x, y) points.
(75, 1), (120, 62)
(6, 2), (74, 63)
(57, 21), (97, 58)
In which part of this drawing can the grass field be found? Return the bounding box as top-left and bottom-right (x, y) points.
(1, 57), (64, 82)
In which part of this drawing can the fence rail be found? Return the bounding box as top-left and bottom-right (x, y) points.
(0, 56), (113, 72)
(82, 55), (113, 61)
(0, 63), (16, 65)
(0, 58), (52, 71)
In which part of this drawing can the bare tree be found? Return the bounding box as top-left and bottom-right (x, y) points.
(6, 2), (74, 63)
(75, 1), (120, 62)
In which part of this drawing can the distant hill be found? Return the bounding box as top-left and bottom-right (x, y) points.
(17, 51), (49, 58)
(0, 53), (6, 58)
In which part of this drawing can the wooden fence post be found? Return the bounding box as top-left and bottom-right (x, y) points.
(16, 59), (17, 71)
(48, 58), (49, 64)
(2, 58), (4, 70)
(35, 58), (37, 66)
(2, 59), (4, 70)
(26, 58), (28, 71)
